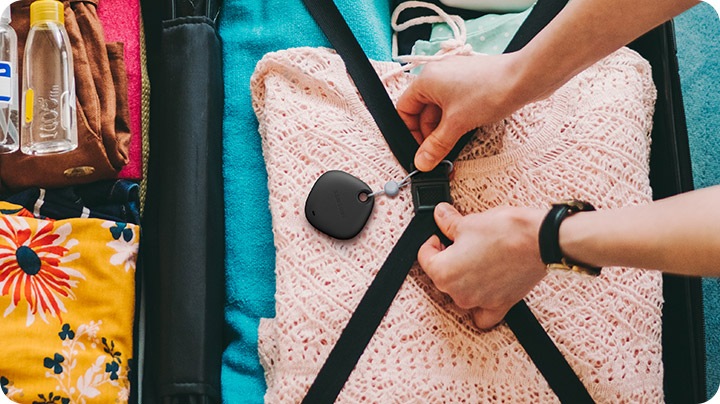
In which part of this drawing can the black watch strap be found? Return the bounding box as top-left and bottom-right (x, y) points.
(539, 200), (601, 276)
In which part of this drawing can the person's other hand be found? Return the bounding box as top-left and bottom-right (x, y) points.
(417, 203), (548, 329)
(397, 53), (535, 172)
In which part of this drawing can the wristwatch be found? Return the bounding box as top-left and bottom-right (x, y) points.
(538, 200), (602, 276)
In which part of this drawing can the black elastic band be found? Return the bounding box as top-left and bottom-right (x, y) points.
(506, 302), (595, 403)
(302, 0), (417, 172)
(302, 212), (437, 403)
(505, 0), (569, 53)
(300, 0), (594, 403)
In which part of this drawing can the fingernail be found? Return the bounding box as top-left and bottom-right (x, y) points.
(435, 203), (450, 219)
(416, 150), (433, 170)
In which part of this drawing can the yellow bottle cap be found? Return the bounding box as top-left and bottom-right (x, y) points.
(30, 0), (64, 26)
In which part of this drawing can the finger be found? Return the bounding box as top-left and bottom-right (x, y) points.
(397, 81), (428, 116)
(398, 110), (422, 146)
(434, 202), (462, 242)
(419, 104), (442, 141)
(471, 307), (507, 330)
(417, 234), (443, 272)
(417, 235), (456, 294)
(414, 120), (458, 171)
(409, 128), (424, 146)
(397, 82), (428, 140)
(397, 97), (426, 145)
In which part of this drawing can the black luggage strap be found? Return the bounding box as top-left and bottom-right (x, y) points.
(300, 1), (594, 403)
(303, 211), (438, 404)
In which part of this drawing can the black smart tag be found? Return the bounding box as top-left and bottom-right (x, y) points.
(305, 170), (374, 240)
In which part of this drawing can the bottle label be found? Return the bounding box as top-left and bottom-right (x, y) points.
(0, 62), (11, 104)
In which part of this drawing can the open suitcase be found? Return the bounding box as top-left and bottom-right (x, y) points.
(137, 0), (707, 402)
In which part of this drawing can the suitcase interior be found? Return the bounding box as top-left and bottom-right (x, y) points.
(137, 1), (708, 401)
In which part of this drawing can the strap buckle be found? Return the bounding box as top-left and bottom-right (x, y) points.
(410, 162), (452, 213)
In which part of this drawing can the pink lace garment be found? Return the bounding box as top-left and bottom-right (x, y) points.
(252, 47), (662, 403)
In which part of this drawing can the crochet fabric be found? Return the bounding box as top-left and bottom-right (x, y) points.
(251, 47), (661, 403)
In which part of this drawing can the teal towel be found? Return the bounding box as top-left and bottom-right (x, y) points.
(675, 3), (720, 399)
(218, 2), (391, 402)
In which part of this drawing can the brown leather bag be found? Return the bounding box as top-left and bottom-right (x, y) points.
(1, 0), (131, 190)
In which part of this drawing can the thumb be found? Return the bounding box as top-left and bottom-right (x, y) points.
(414, 120), (457, 172)
(471, 307), (507, 330)
(417, 234), (444, 274)
(434, 202), (462, 242)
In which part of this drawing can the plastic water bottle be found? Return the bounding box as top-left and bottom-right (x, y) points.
(21, 0), (77, 155)
(0, 5), (19, 154)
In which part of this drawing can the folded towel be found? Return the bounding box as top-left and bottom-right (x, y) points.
(98, 0), (143, 180)
(218, 1), (391, 402)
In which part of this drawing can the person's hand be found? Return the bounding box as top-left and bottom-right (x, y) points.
(397, 52), (537, 172)
(417, 202), (548, 329)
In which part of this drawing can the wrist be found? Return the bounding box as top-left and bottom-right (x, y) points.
(509, 207), (549, 279)
(504, 49), (556, 108)
(539, 201), (601, 276)
(504, 50), (541, 108)
(558, 210), (601, 269)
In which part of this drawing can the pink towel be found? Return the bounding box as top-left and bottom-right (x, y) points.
(98, 0), (142, 180)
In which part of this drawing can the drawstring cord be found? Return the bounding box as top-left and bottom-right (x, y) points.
(381, 1), (484, 81)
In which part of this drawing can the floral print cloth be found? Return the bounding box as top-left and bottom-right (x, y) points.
(0, 202), (138, 403)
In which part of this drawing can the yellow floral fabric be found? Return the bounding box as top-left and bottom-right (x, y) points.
(0, 202), (138, 404)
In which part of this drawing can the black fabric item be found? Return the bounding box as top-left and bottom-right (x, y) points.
(301, 0), (594, 403)
(2, 180), (141, 223)
(165, 0), (221, 21)
(302, 212), (437, 403)
(138, 0), (162, 402)
(142, 15), (225, 404)
(161, 395), (216, 404)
